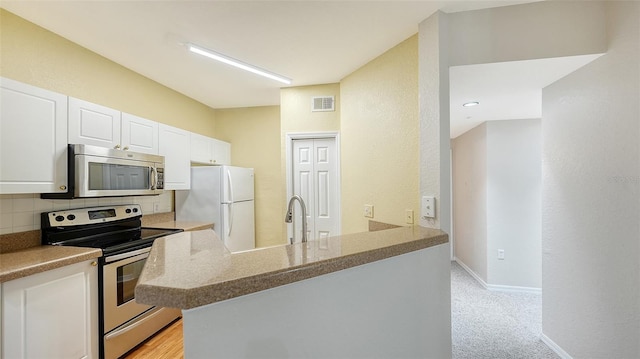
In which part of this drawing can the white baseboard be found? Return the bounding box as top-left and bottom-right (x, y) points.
(487, 283), (542, 294)
(453, 257), (542, 294)
(453, 257), (489, 289)
(541, 333), (573, 359)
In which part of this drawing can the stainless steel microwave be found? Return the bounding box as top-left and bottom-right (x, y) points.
(42, 144), (165, 199)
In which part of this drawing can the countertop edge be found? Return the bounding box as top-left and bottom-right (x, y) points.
(138, 229), (448, 309)
(0, 248), (102, 283)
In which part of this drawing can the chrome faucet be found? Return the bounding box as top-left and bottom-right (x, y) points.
(285, 195), (308, 243)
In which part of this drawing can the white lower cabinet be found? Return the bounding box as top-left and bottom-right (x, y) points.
(2, 260), (98, 359)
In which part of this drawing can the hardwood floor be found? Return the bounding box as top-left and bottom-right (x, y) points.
(123, 318), (184, 359)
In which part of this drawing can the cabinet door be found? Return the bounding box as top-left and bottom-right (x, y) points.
(159, 124), (190, 190)
(121, 113), (159, 154)
(0, 78), (68, 194)
(212, 139), (231, 165)
(69, 97), (121, 149)
(190, 132), (213, 164)
(2, 260), (98, 359)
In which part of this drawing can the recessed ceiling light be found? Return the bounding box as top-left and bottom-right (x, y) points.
(187, 43), (292, 85)
(463, 101), (480, 107)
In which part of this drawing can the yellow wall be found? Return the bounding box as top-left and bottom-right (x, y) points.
(1, 8), (420, 241)
(340, 34), (419, 233)
(280, 84), (341, 134)
(280, 83), (341, 239)
(214, 106), (283, 247)
(0, 9), (216, 136)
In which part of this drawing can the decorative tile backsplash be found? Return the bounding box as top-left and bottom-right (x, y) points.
(0, 191), (173, 235)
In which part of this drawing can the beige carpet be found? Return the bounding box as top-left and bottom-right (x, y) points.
(451, 262), (559, 359)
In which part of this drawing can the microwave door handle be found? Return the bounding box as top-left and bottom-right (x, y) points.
(150, 166), (157, 190)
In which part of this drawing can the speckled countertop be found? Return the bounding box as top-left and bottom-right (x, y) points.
(135, 225), (449, 310)
(0, 246), (101, 283)
(0, 218), (212, 283)
(147, 221), (213, 232)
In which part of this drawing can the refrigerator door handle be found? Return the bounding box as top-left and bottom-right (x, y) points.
(227, 169), (234, 236)
(227, 169), (234, 204)
(228, 202), (234, 237)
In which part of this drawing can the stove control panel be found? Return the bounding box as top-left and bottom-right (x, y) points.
(42, 204), (142, 227)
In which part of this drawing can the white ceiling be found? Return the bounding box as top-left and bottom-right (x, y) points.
(2, 1), (599, 139)
(449, 54), (603, 138)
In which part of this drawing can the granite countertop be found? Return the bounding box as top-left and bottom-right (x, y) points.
(146, 221), (213, 232)
(0, 246), (102, 283)
(135, 225), (449, 310)
(0, 217), (212, 283)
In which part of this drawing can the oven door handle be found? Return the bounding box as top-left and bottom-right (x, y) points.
(105, 247), (151, 263)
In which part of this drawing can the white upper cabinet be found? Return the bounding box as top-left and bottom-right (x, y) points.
(68, 97), (121, 149)
(213, 139), (231, 165)
(190, 132), (212, 164)
(159, 124), (190, 190)
(69, 98), (159, 154)
(190, 132), (231, 165)
(121, 113), (159, 154)
(0, 78), (68, 194)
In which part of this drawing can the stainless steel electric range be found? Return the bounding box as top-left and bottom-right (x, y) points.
(41, 204), (182, 359)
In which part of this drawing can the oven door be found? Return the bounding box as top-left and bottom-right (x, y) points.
(76, 154), (162, 198)
(103, 248), (154, 333)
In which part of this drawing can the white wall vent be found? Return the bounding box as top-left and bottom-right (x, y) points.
(312, 96), (335, 112)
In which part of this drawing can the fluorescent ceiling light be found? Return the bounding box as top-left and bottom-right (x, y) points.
(463, 101), (480, 107)
(187, 43), (292, 85)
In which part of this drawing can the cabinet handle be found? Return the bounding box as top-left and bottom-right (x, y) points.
(115, 144), (121, 150)
(59, 185), (67, 190)
(91, 261), (98, 267)
(123, 146), (129, 151)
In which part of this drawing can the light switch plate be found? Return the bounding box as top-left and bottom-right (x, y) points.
(422, 196), (435, 218)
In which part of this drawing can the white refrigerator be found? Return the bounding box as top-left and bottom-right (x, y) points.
(175, 166), (255, 252)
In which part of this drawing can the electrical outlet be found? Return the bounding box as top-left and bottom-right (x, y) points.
(364, 204), (374, 218)
(405, 209), (414, 224)
(153, 203), (160, 213)
(497, 249), (505, 260)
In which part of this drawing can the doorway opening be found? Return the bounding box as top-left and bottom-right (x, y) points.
(285, 132), (341, 243)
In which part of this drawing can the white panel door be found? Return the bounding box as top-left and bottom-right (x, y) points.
(121, 113), (159, 154)
(292, 138), (338, 243)
(293, 140), (314, 242)
(159, 124), (191, 190)
(0, 78), (68, 194)
(68, 97), (121, 149)
(312, 138), (339, 241)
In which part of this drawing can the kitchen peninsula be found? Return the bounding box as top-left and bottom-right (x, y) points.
(136, 226), (452, 358)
